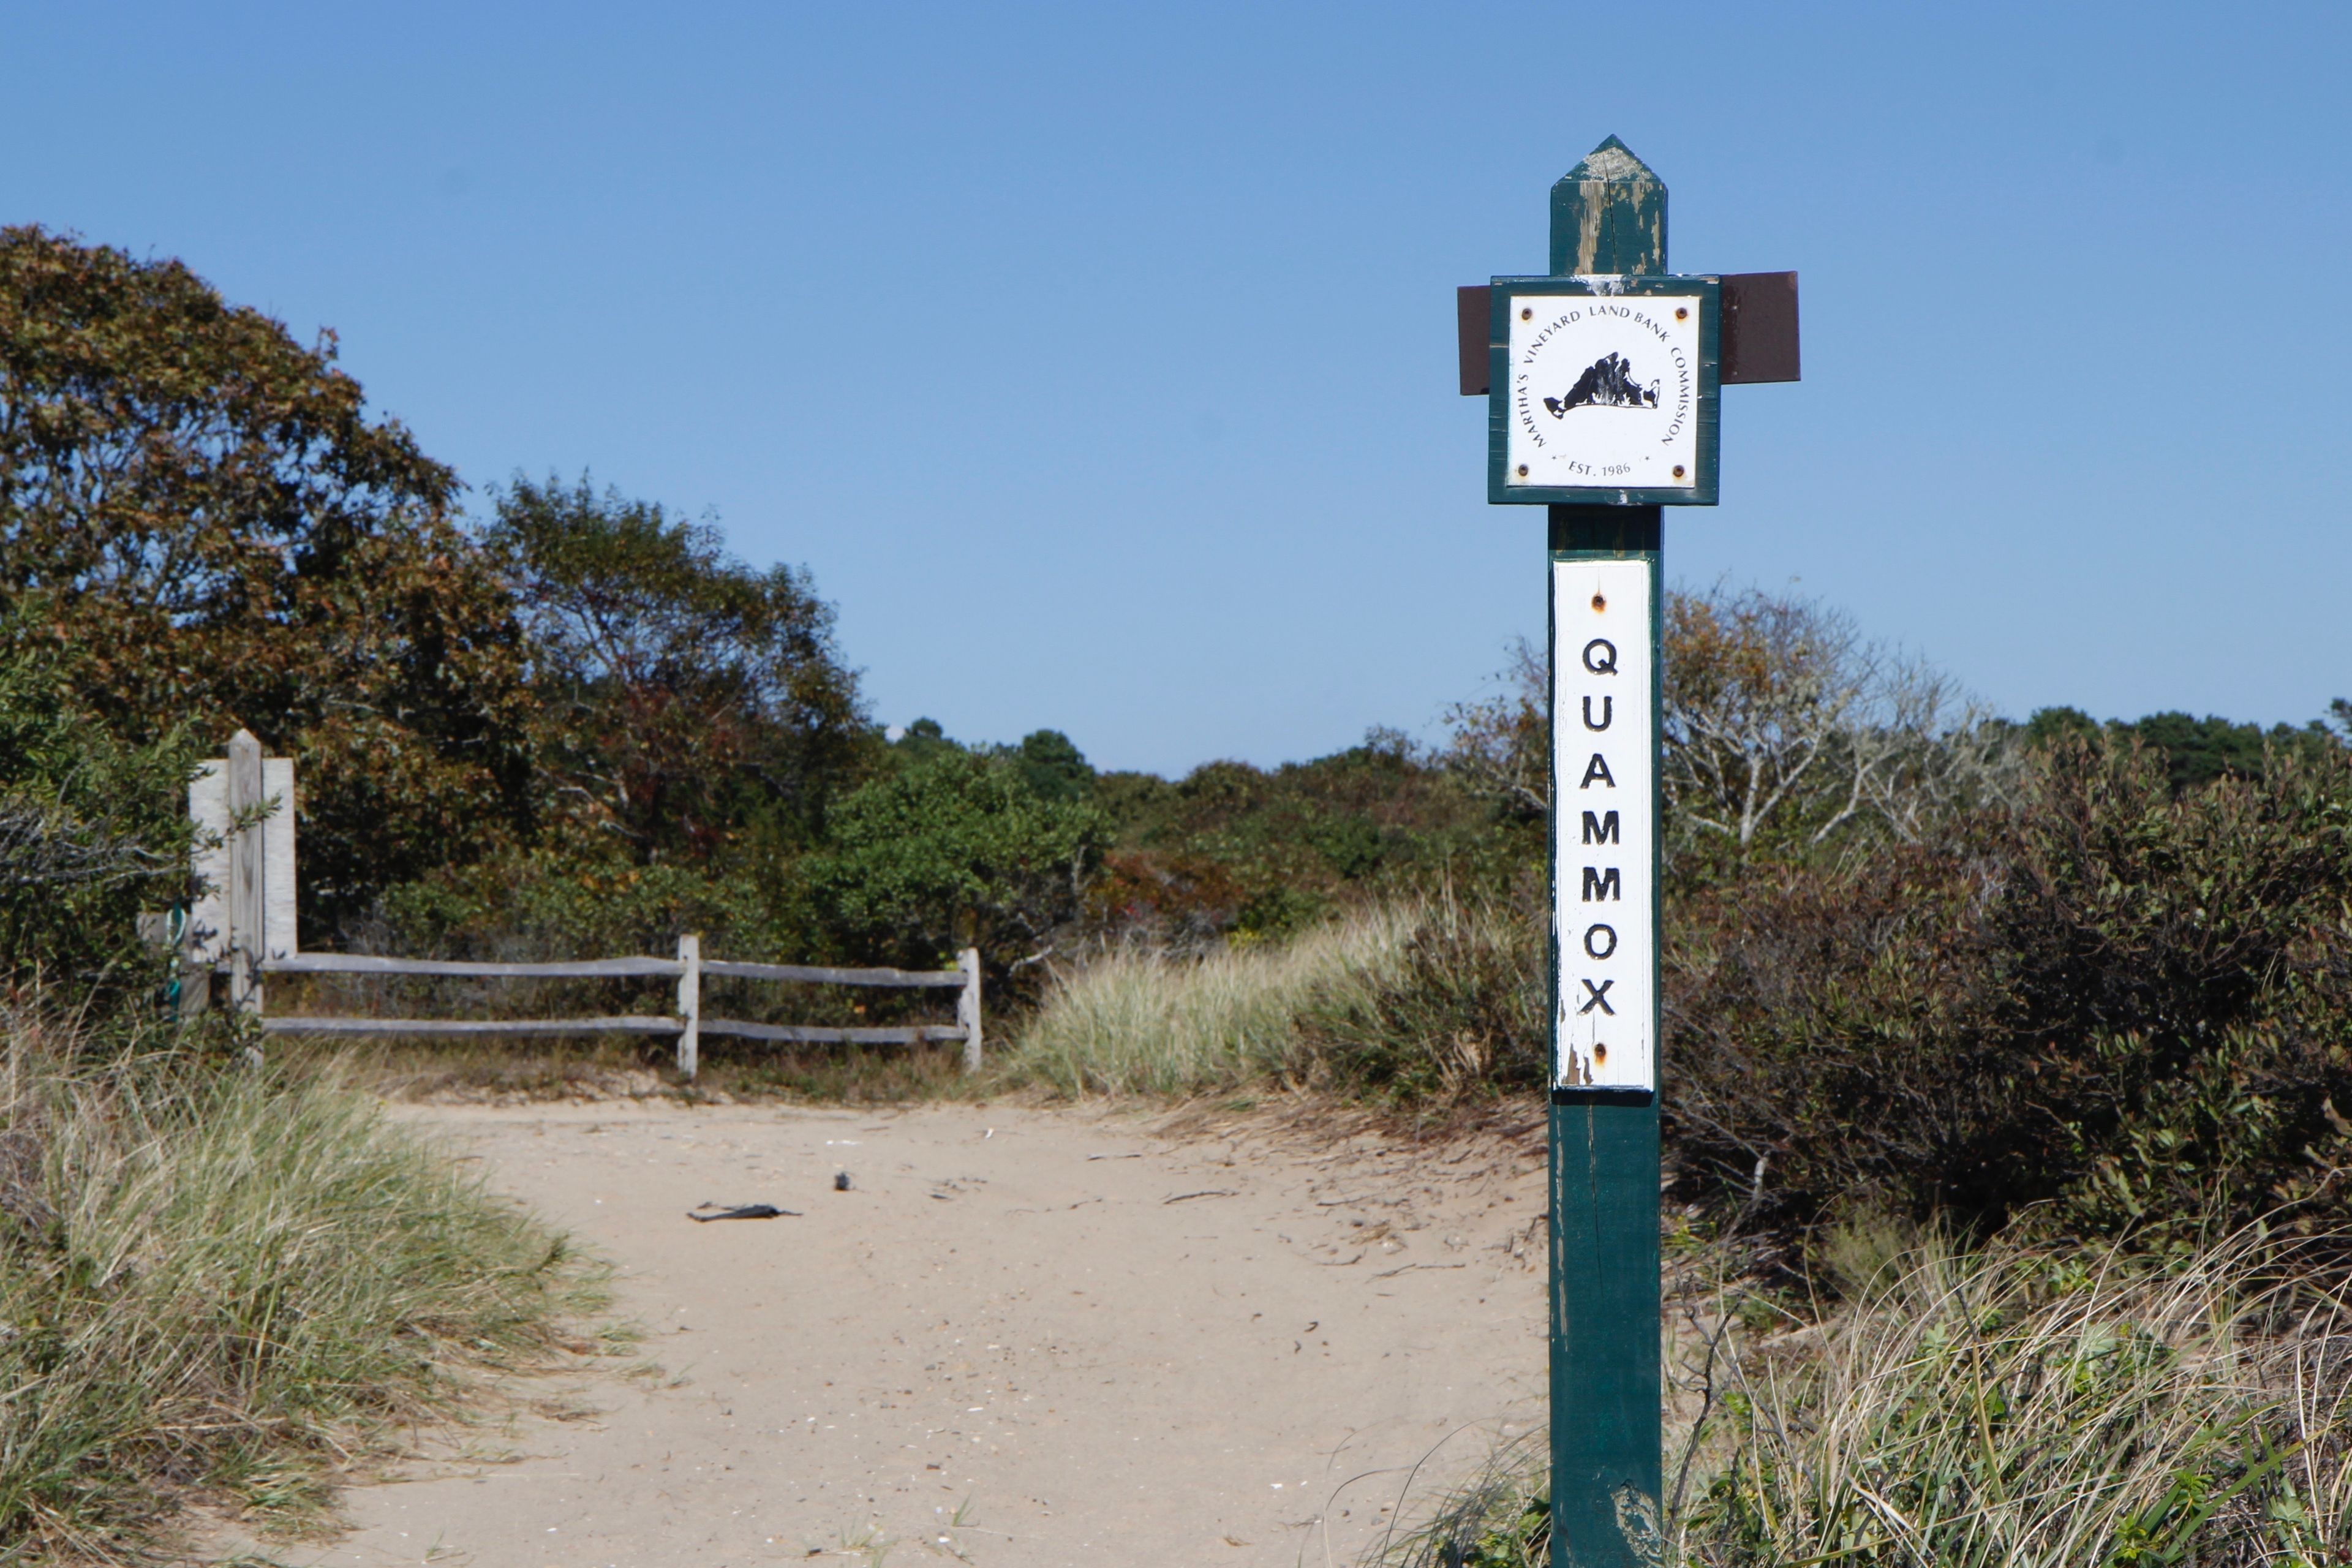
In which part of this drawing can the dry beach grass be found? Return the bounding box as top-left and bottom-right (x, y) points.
(1377, 1223), (2352, 1567)
(0, 1013), (619, 1559)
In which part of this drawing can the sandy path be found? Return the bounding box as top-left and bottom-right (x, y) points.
(281, 1099), (1545, 1568)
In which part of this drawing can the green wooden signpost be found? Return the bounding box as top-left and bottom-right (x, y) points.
(1458, 137), (1798, 1568)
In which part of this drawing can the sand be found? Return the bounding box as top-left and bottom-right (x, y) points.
(261, 1098), (1547, 1568)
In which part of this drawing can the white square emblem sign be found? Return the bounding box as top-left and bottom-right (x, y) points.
(1553, 557), (1654, 1091)
(1507, 290), (1703, 494)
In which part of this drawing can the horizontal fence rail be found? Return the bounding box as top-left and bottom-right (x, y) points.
(699, 959), (963, 988)
(266, 953), (687, 979)
(699, 1020), (971, 1046)
(261, 1014), (684, 1036)
(266, 954), (968, 987)
(252, 941), (982, 1079)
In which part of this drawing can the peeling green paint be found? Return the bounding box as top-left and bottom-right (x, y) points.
(1611, 1483), (1665, 1567)
(1551, 135), (1668, 278)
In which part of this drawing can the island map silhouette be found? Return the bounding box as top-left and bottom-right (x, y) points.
(1543, 352), (1659, 417)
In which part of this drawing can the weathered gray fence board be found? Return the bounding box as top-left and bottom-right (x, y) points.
(698, 1017), (968, 1046)
(259, 1014), (684, 1036)
(699, 959), (963, 987)
(265, 954), (685, 979)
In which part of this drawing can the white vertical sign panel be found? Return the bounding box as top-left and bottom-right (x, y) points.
(1553, 559), (1654, 1090)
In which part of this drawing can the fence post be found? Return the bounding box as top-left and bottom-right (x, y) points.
(956, 947), (983, 1072)
(178, 907), (211, 1017)
(676, 933), (701, 1080)
(226, 729), (265, 1017)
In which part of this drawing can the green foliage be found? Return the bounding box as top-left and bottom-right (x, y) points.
(2022, 703), (2103, 750)
(891, 716), (960, 767)
(0, 227), (541, 929)
(805, 748), (1109, 976)
(1093, 736), (1510, 944)
(380, 840), (789, 964)
(484, 474), (872, 858)
(2026, 704), (2339, 793)
(0, 622), (200, 990)
(1667, 733), (2352, 1242)
(1014, 728), (1095, 803)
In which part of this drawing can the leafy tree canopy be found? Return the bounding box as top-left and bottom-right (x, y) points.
(1013, 729), (1094, 803)
(0, 225), (535, 927)
(2025, 704), (2337, 793)
(0, 616), (200, 987)
(484, 474), (871, 858)
(804, 748), (1108, 977)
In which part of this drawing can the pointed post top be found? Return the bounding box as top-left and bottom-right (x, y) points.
(1551, 135), (1667, 277)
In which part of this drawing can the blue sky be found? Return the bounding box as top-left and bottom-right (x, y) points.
(6, 2), (2347, 774)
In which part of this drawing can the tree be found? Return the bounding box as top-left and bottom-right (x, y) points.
(804, 749), (1107, 976)
(0, 619), (202, 985)
(1012, 729), (1095, 803)
(0, 227), (536, 927)
(1662, 586), (2015, 867)
(1444, 587), (2016, 878)
(484, 475), (872, 859)
(1441, 636), (1548, 826)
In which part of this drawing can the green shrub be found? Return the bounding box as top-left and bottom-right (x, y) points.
(1093, 737), (1518, 945)
(379, 840), (788, 963)
(0, 624), (200, 992)
(1667, 735), (2352, 1242)
(804, 749), (1108, 980)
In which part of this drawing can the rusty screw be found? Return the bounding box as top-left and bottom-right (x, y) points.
(1675, 306), (1689, 321)
(1520, 306), (1532, 321)
(1591, 592), (1607, 611)
(1672, 465), (1687, 479)
(1593, 1044), (1609, 1063)
(1516, 464), (1529, 478)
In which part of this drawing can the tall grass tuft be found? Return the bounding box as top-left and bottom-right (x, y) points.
(1292, 892), (1545, 1101)
(995, 907), (1415, 1096)
(1374, 1224), (2352, 1567)
(1002, 894), (1546, 1104)
(0, 1012), (613, 1556)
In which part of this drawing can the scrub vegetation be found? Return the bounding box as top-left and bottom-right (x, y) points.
(9, 222), (2352, 1562)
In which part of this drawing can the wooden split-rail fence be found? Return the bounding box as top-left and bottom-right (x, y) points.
(184, 731), (982, 1080)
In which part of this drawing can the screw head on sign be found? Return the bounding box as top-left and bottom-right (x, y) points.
(1516, 464), (1529, 477)
(1594, 1044), (1609, 1062)
(1675, 306), (1688, 320)
(1591, 592), (1607, 611)
(1672, 465), (1686, 479)
(1520, 306), (1532, 321)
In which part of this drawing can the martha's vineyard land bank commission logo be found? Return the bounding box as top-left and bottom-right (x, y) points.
(1505, 290), (1702, 491)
